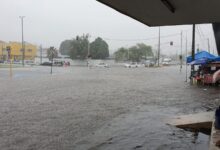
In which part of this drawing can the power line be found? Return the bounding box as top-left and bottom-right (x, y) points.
(198, 25), (206, 39)
(92, 30), (192, 42)
(196, 25), (207, 49)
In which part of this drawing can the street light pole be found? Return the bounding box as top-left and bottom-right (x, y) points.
(19, 16), (25, 67)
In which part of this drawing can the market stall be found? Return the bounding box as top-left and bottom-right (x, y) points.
(187, 51), (220, 85)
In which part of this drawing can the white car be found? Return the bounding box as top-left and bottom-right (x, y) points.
(145, 60), (155, 67)
(162, 61), (170, 65)
(95, 63), (109, 68)
(162, 58), (172, 66)
(124, 62), (139, 68)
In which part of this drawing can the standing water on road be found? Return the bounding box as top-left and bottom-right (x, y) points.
(0, 66), (219, 150)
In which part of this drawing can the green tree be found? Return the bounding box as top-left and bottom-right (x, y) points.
(114, 47), (128, 61)
(59, 40), (72, 55)
(47, 47), (58, 61)
(136, 43), (153, 58)
(90, 37), (109, 59)
(129, 45), (140, 62)
(69, 34), (89, 59)
(114, 43), (153, 62)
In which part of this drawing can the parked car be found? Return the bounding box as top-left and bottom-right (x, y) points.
(54, 61), (64, 67)
(162, 58), (172, 66)
(13, 60), (22, 64)
(124, 62), (139, 68)
(95, 62), (109, 68)
(41, 62), (52, 66)
(145, 60), (155, 67)
(162, 61), (170, 65)
(25, 60), (35, 66)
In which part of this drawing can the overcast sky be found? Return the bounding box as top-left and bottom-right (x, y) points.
(0, 0), (217, 55)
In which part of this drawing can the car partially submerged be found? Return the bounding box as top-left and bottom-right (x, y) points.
(41, 62), (52, 66)
(95, 62), (109, 68)
(144, 60), (155, 67)
(162, 58), (172, 66)
(124, 62), (141, 68)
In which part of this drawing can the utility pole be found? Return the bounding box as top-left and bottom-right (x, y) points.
(197, 44), (200, 53)
(191, 24), (196, 82)
(185, 33), (188, 82)
(51, 54), (53, 75)
(207, 38), (210, 53)
(87, 34), (90, 67)
(19, 16), (25, 67)
(157, 27), (161, 67)
(128, 49), (130, 60)
(40, 45), (43, 64)
(1, 44), (3, 60)
(49, 47), (55, 75)
(88, 38), (90, 56)
(180, 31), (183, 72)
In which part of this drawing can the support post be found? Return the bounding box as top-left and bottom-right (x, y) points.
(185, 33), (188, 82)
(191, 24), (196, 83)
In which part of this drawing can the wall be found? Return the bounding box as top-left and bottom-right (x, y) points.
(0, 41), (37, 61)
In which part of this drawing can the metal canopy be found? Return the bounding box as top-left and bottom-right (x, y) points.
(97, 0), (220, 26)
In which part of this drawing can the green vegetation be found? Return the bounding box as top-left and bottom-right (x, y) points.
(47, 47), (58, 61)
(59, 34), (109, 60)
(90, 37), (109, 59)
(114, 43), (154, 62)
(59, 40), (72, 55)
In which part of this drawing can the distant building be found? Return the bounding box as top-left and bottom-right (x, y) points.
(35, 48), (71, 64)
(0, 41), (7, 60)
(0, 41), (37, 61)
(35, 48), (49, 64)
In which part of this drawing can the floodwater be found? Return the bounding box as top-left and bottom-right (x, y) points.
(0, 66), (219, 150)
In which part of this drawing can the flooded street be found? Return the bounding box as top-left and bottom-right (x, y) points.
(0, 66), (219, 150)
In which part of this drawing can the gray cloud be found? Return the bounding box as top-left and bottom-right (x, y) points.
(0, 0), (217, 55)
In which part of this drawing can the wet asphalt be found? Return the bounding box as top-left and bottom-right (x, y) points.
(0, 66), (219, 150)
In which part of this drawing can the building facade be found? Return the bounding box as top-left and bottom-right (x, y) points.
(0, 41), (37, 61)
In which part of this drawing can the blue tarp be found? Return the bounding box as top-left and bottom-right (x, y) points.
(215, 56), (220, 61)
(189, 58), (208, 65)
(187, 51), (217, 63)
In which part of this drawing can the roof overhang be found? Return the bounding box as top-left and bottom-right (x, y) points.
(97, 0), (220, 26)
